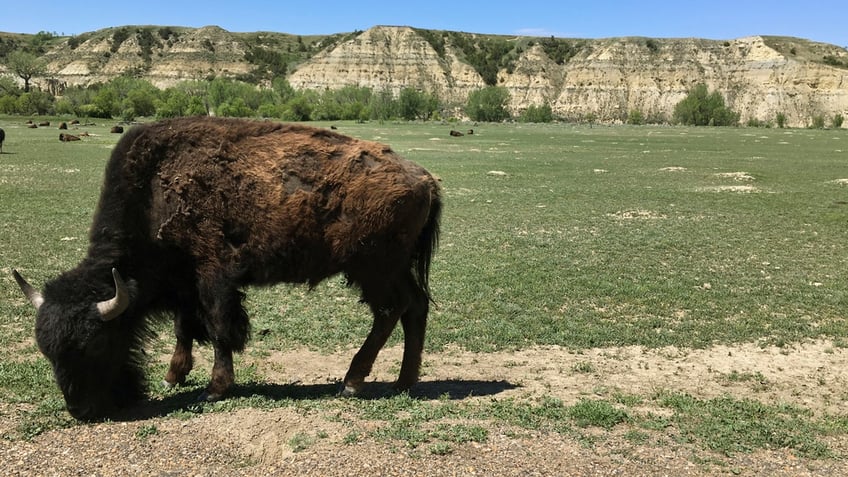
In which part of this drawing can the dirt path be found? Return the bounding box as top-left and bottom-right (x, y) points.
(2, 341), (847, 476)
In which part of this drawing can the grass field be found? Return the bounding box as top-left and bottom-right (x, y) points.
(1, 117), (847, 469)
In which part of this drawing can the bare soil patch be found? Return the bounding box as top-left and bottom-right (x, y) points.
(2, 341), (847, 476)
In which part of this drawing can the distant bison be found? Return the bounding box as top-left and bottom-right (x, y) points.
(59, 133), (80, 142)
(14, 117), (442, 420)
(449, 130), (464, 137)
(39, 121), (50, 127)
(58, 122), (68, 130)
(110, 125), (124, 134)
(0, 128), (5, 153)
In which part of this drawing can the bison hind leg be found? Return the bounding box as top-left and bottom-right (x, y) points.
(342, 271), (428, 395)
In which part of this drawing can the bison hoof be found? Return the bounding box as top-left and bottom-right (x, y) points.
(197, 390), (223, 402)
(338, 383), (361, 397)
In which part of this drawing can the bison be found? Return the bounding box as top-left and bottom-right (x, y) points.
(0, 127), (4, 153)
(111, 125), (124, 134)
(13, 116), (442, 420)
(449, 130), (464, 137)
(59, 133), (81, 142)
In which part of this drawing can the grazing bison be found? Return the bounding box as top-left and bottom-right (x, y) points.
(14, 117), (441, 420)
(111, 125), (124, 134)
(0, 128), (4, 153)
(58, 122), (68, 130)
(59, 133), (80, 142)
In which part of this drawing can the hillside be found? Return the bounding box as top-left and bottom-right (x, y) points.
(2, 25), (847, 126)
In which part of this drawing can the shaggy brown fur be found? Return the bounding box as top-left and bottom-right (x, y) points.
(15, 117), (441, 419)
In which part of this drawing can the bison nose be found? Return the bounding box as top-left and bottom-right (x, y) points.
(66, 402), (97, 421)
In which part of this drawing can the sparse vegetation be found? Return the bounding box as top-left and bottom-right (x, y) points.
(3, 122), (848, 473)
(540, 36), (585, 65)
(449, 33), (518, 86)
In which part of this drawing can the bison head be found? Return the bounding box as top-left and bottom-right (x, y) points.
(13, 268), (145, 420)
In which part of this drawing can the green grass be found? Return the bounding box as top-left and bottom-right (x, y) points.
(1, 118), (847, 461)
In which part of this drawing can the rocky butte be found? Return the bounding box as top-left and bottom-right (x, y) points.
(8, 25), (848, 127)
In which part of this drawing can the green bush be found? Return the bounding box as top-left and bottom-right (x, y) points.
(673, 83), (739, 126)
(466, 86), (511, 122)
(776, 112), (787, 128)
(520, 104), (554, 123)
(832, 114), (844, 129)
(627, 109), (645, 125)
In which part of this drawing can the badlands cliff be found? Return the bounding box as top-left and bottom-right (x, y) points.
(9, 25), (848, 126)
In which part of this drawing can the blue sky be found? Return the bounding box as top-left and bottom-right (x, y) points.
(2, 1), (845, 47)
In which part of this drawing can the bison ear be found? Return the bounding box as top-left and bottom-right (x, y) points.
(12, 269), (45, 309)
(97, 268), (131, 321)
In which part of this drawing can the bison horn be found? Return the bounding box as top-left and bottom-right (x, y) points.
(97, 268), (130, 321)
(12, 269), (45, 309)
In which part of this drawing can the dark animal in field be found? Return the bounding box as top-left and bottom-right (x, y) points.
(13, 116), (442, 421)
(467, 129), (474, 135)
(27, 123), (37, 129)
(59, 133), (80, 142)
(111, 125), (124, 134)
(39, 121), (50, 127)
(0, 128), (5, 153)
(58, 122), (68, 130)
(449, 130), (464, 137)
(70, 119), (80, 125)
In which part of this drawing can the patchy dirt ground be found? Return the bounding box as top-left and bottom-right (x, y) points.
(2, 341), (847, 476)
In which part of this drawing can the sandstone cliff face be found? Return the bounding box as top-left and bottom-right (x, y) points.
(292, 28), (848, 127)
(288, 26), (485, 105)
(42, 26), (251, 88)
(539, 36), (848, 127)
(18, 25), (848, 126)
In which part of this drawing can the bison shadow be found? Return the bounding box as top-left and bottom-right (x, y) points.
(117, 379), (519, 421)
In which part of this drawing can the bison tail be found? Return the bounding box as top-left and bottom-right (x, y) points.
(412, 191), (442, 300)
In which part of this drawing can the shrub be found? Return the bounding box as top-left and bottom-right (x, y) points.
(520, 104), (554, 123)
(627, 109), (645, 125)
(466, 86), (511, 122)
(776, 112), (787, 128)
(673, 84), (739, 126)
(832, 114), (844, 129)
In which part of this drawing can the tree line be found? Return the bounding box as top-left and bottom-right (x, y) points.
(1, 65), (843, 128)
(0, 70), (532, 123)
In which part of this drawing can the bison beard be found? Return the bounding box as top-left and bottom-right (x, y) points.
(13, 117), (441, 420)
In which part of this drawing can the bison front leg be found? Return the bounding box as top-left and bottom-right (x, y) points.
(196, 282), (250, 402)
(163, 312), (195, 388)
(200, 344), (235, 402)
(163, 338), (193, 388)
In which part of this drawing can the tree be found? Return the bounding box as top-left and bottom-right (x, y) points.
(466, 86), (511, 122)
(5, 51), (46, 93)
(398, 88), (438, 121)
(673, 84), (739, 126)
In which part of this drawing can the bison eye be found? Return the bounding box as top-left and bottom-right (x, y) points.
(85, 334), (110, 358)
